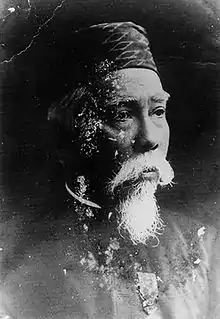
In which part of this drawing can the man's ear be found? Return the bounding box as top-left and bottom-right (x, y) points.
(47, 101), (78, 170)
(47, 102), (76, 134)
(47, 85), (90, 132)
(47, 85), (98, 167)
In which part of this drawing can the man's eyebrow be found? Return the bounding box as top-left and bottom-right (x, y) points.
(105, 91), (170, 107)
(105, 95), (137, 106)
(149, 92), (170, 104)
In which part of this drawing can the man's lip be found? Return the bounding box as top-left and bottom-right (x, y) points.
(141, 171), (159, 181)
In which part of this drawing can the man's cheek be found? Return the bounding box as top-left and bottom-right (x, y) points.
(162, 125), (170, 157)
(102, 125), (132, 149)
(100, 125), (132, 164)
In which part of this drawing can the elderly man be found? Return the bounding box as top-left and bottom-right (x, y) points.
(1, 21), (220, 319)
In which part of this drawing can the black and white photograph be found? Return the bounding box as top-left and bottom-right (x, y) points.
(0, 0), (220, 318)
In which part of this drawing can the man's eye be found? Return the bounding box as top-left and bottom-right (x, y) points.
(152, 108), (166, 118)
(115, 110), (133, 122)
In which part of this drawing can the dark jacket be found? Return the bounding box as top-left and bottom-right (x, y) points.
(1, 212), (220, 319)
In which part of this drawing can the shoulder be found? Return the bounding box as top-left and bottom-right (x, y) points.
(159, 212), (220, 317)
(0, 218), (91, 319)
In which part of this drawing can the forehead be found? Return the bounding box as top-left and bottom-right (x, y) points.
(100, 68), (169, 102)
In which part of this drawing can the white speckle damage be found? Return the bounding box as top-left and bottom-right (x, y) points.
(99, 282), (104, 288)
(76, 104), (102, 158)
(8, 7), (15, 12)
(134, 262), (142, 272)
(80, 251), (98, 271)
(109, 238), (120, 251)
(197, 226), (206, 238)
(77, 175), (87, 197)
(104, 238), (120, 265)
(192, 270), (197, 282)
(118, 130), (125, 139)
(85, 207), (95, 218)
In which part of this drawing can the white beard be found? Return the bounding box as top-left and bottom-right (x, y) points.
(109, 152), (174, 245)
(117, 180), (164, 245)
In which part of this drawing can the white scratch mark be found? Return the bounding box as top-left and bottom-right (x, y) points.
(192, 270), (197, 282)
(156, 276), (163, 283)
(0, 0), (66, 65)
(0, 9), (14, 22)
(108, 212), (113, 220)
(194, 258), (201, 265)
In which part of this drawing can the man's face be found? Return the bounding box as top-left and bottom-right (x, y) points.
(74, 67), (174, 244)
(100, 68), (170, 162)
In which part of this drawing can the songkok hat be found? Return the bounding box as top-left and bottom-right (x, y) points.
(72, 21), (158, 83)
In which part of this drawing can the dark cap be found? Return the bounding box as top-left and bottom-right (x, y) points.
(72, 21), (158, 83)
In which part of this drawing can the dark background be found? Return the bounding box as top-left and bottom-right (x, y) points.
(0, 0), (220, 225)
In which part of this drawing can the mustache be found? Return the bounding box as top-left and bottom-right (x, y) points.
(109, 152), (174, 193)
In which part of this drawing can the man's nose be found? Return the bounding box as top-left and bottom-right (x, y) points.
(134, 116), (159, 154)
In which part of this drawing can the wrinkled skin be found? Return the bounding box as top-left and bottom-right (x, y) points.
(72, 68), (170, 207)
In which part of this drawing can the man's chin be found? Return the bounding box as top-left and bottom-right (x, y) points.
(116, 181), (164, 246)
